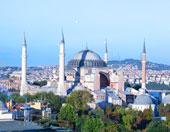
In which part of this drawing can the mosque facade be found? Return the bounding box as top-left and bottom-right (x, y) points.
(28, 31), (124, 96)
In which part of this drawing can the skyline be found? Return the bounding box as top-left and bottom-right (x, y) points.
(1, 0), (170, 66)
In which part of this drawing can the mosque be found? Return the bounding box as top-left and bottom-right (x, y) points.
(128, 41), (156, 112)
(19, 31), (170, 113)
(5, 30), (170, 115)
(26, 31), (124, 96)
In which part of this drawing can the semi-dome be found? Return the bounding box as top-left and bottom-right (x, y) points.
(162, 94), (170, 104)
(134, 94), (153, 105)
(0, 100), (8, 110)
(68, 49), (106, 68)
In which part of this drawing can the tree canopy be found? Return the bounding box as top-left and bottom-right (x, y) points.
(146, 119), (170, 132)
(58, 104), (78, 122)
(82, 118), (104, 132)
(66, 90), (94, 111)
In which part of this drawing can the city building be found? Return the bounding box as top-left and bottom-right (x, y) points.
(162, 94), (170, 105)
(0, 100), (13, 120)
(131, 94), (155, 111)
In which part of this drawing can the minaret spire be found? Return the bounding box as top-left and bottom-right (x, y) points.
(57, 29), (67, 96)
(104, 39), (108, 64)
(23, 32), (26, 46)
(105, 39), (108, 53)
(143, 39), (146, 53)
(86, 43), (88, 50)
(60, 28), (65, 43)
(20, 33), (28, 96)
(142, 39), (146, 90)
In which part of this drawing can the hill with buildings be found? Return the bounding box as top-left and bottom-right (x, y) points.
(107, 59), (170, 71)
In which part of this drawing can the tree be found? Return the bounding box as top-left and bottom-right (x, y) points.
(23, 92), (65, 112)
(157, 103), (166, 116)
(33, 80), (47, 87)
(158, 103), (170, 116)
(132, 84), (141, 90)
(142, 107), (153, 120)
(24, 93), (34, 102)
(9, 88), (18, 92)
(83, 118), (104, 132)
(11, 93), (25, 103)
(122, 115), (134, 130)
(103, 123), (119, 132)
(106, 105), (114, 116)
(146, 119), (170, 132)
(15, 96), (25, 103)
(58, 104), (78, 122)
(114, 108), (142, 130)
(166, 112), (170, 121)
(0, 92), (8, 103)
(66, 90), (94, 111)
(124, 82), (131, 87)
(90, 107), (104, 118)
(117, 124), (131, 132)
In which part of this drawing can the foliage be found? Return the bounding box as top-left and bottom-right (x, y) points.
(122, 115), (135, 130)
(11, 93), (25, 103)
(9, 88), (18, 92)
(114, 106), (126, 116)
(75, 118), (86, 131)
(124, 82), (131, 87)
(114, 108), (142, 130)
(132, 84), (141, 90)
(157, 103), (170, 116)
(142, 107), (153, 120)
(0, 92), (8, 103)
(24, 93), (34, 102)
(103, 123), (131, 132)
(166, 112), (170, 121)
(146, 119), (170, 132)
(82, 118), (104, 132)
(89, 107), (104, 118)
(103, 123), (119, 132)
(33, 80), (47, 87)
(58, 104), (78, 122)
(66, 90), (94, 111)
(9, 92), (65, 112)
(24, 92), (65, 112)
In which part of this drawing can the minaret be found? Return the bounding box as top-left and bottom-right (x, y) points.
(86, 43), (88, 50)
(20, 33), (28, 96)
(142, 40), (146, 89)
(57, 30), (67, 96)
(104, 39), (108, 64)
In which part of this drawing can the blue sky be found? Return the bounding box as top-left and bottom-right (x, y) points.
(0, 0), (170, 66)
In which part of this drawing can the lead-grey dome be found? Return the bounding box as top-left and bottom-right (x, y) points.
(162, 94), (170, 104)
(0, 100), (8, 110)
(134, 94), (153, 105)
(68, 49), (106, 68)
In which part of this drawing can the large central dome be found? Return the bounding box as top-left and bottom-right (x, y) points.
(68, 49), (106, 68)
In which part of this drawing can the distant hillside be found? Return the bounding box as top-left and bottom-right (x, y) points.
(107, 59), (170, 70)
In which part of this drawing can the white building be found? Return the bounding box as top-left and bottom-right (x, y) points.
(131, 94), (155, 112)
(162, 94), (170, 105)
(0, 100), (13, 121)
(108, 93), (122, 106)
